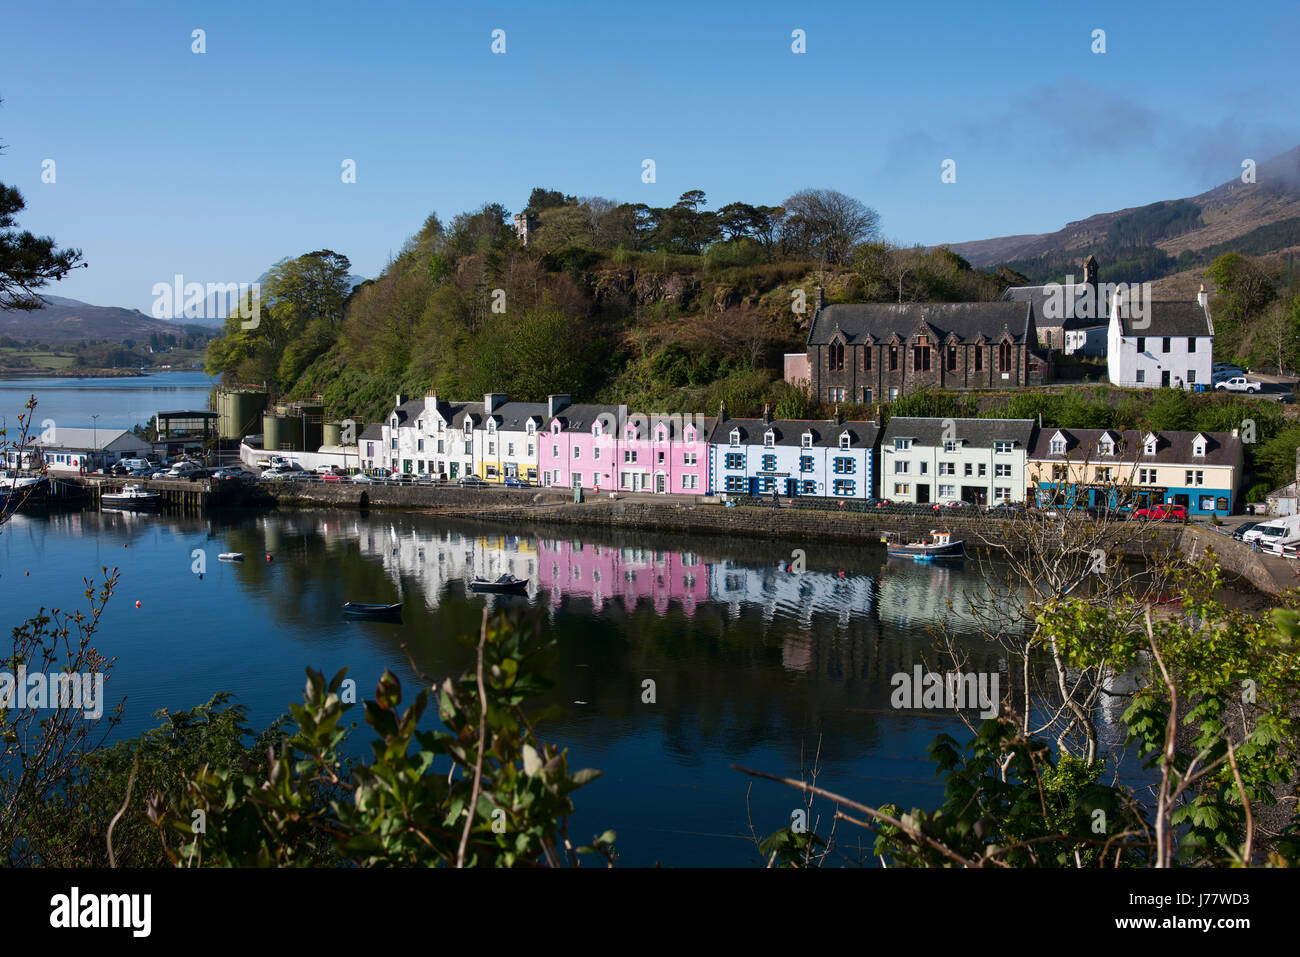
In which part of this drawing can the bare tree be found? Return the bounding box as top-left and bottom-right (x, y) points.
(779, 189), (880, 268)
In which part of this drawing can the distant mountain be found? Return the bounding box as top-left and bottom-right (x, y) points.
(0, 296), (215, 343)
(945, 145), (1300, 284)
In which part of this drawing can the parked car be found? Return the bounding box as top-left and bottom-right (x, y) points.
(1087, 505), (1130, 522)
(503, 476), (532, 488)
(986, 502), (1026, 515)
(351, 472), (378, 484)
(1133, 503), (1187, 522)
(458, 475), (488, 487)
(1241, 515), (1300, 547)
(1215, 376), (1262, 394)
(1231, 521), (1261, 542)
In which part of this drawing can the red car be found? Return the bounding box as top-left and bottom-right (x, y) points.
(1134, 503), (1187, 522)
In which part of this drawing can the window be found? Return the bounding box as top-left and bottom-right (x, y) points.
(974, 348), (982, 371)
(893, 438), (911, 451)
(730, 429), (740, 445)
(977, 463), (986, 477)
(920, 462), (928, 475)
(624, 450), (637, 463)
(1139, 468), (1156, 484)
(1052, 465), (1067, 480)
(417, 439), (424, 451)
(1097, 467), (1113, 481)
(801, 432), (812, 448)
(657, 451), (665, 464)
(833, 457), (855, 474)
(1136, 369), (1146, 384)
(1162, 337), (1171, 353)
(995, 487), (1011, 502)
(939, 462), (955, 475)
(963, 462), (973, 477)
(829, 341), (845, 371)
(861, 388), (873, 404)
(391, 418), (397, 429)
(1188, 369), (1196, 384)
(943, 440), (958, 452)
(507, 443), (514, 456)
(463, 441), (471, 455)
(888, 387), (899, 401)
(800, 455), (814, 472)
(725, 475), (746, 492)
(839, 433), (851, 449)
(1136, 337), (1145, 353)
(947, 346), (957, 371)
(863, 349), (872, 371)
(487, 442), (496, 456)
(1050, 437), (1066, 455)
(573, 447), (581, 459)
(833, 479), (856, 496)
(762, 454), (777, 471)
(591, 446), (598, 459)
(894, 460), (910, 474)
(998, 341), (1012, 372)
(390, 438), (398, 450)
(913, 344), (931, 372)
(1193, 437), (1207, 457)
(938, 484), (955, 498)
(894, 483), (910, 495)
(552, 444), (559, 457)
(725, 453), (745, 470)
(800, 480), (817, 494)
(827, 387), (845, 402)
(681, 474), (698, 489)
(1188, 337), (1196, 351)
(683, 451), (697, 465)
(437, 440), (444, 453)
(764, 431), (774, 448)
(889, 345), (898, 371)
(994, 441), (1012, 454)
(995, 464), (1011, 478)
(573, 473), (582, 487)
(1187, 470), (1204, 486)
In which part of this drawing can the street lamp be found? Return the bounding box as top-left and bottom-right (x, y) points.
(91, 414), (100, 472)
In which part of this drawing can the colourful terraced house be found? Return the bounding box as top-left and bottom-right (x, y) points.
(539, 402), (624, 491)
(618, 411), (713, 494)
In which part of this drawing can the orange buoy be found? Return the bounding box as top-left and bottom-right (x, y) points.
(135, 600), (142, 608)
(265, 554), (273, 562)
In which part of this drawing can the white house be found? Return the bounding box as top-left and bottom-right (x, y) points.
(1107, 287), (1213, 389)
(879, 417), (1035, 506)
(707, 410), (878, 499)
(21, 427), (154, 472)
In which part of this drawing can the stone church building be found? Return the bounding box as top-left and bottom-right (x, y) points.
(795, 294), (1050, 405)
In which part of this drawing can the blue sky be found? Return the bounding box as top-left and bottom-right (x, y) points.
(3, 0), (1298, 313)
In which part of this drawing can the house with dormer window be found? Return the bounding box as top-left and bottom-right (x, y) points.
(1027, 427), (1242, 514)
(880, 416), (1034, 505)
(707, 405), (879, 498)
(539, 401), (622, 490)
(797, 299), (1050, 403)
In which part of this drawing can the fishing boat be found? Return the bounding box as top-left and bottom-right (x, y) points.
(218, 552), (244, 562)
(101, 484), (160, 509)
(469, 574), (529, 594)
(342, 601), (403, 618)
(882, 530), (965, 562)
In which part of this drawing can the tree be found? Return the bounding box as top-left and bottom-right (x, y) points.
(1205, 253), (1276, 324)
(779, 188), (880, 266)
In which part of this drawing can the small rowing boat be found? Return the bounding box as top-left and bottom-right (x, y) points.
(218, 552), (244, 562)
(342, 601), (403, 618)
(882, 530), (965, 562)
(469, 574), (529, 594)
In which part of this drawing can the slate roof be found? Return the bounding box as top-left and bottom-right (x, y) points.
(807, 301), (1036, 346)
(1028, 428), (1241, 467)
(486, 401), (547, 430)
(359, 423), (384, 441)
(446, 401), (485, 429)
(32, 428), (147, 451)
(708, 416), (880, 449)
(1114, 301), (1213, 338)
(881, 417), (1036, 448)
(1000, 283), (1107, 330)
(547, 403), (624, 433)
(390, 399), (427, 426)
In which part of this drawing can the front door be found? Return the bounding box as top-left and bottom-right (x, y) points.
(450, 462), (459, 479)
(656, 473), (666, 493)
(1161, 370), (1170, 388)
(917, 483), (930, 504)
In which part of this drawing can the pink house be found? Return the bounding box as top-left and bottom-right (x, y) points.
(618, 412), (714, 494)
(539, 404), (624, 491)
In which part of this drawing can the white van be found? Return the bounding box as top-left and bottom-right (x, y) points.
(1243, 515), (1300, 552)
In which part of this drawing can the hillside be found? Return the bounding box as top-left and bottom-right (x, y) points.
(946, 145), (1300, 283)
(0, 295), (214, 343)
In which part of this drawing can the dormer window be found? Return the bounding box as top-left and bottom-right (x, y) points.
(592, 421), (601, 437)
(657, 427), (668, 443)
(943, 440), (959, 453)
(893, 438), (911, 451)
(391, 418), (397, 429)
(801, 432), (813, 449)
(1049, 433), (1066, 455)
(1193, 435), (1207, 457)
(552, 421), (561, 435)
(839, 432), (851, 450)
(416, 419), (422, 430)
(527, 421), (536, 436)
(463, 420), (472, 436)
(730, 429), (740, 446)
(487, 420), (496, 434)
(1144, 433), (1157, 456)
(764, 430), (775, 448)
(1098, 438), (1113, 456)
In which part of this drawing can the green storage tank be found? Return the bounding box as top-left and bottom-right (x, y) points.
(323, 421), (343, 448)
(262, 412), (287, 452)
(301, 414), (324, 452)
(217, 388), (268, 441)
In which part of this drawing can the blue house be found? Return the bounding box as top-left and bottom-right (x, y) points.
(707, 408), (879, 499)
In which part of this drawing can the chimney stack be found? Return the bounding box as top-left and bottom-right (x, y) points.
(547, 394), (571, 419)
(395, 392), (408, 409)
(1198, 283), (1209, 309)
(762, 403), (772, 424)
(718, 399), (728, 421)
(815, 285), (825, 311)
(483, 392), (507, 413)
(835, 405), (843, 425)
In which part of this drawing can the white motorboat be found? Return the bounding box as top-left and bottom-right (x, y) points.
(218, 552), (244, 561)
(101, 484), (161, 509)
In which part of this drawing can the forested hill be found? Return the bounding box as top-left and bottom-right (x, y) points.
(204, 189), (1020, 425)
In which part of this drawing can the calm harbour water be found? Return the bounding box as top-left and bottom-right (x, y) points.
(1, 370), (216, 433)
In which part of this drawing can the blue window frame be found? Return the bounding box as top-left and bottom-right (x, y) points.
(762, 454), (777, 471)
(800, 480), (817, 495)
(833, 456), (855, 474)
(724, 475), (746, 492)
(725, 453), (745, 470)
(833, 479), (856, 496)
(799, 455), (814, 472)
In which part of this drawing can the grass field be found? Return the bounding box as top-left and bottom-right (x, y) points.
(0, 348), (79, 371)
